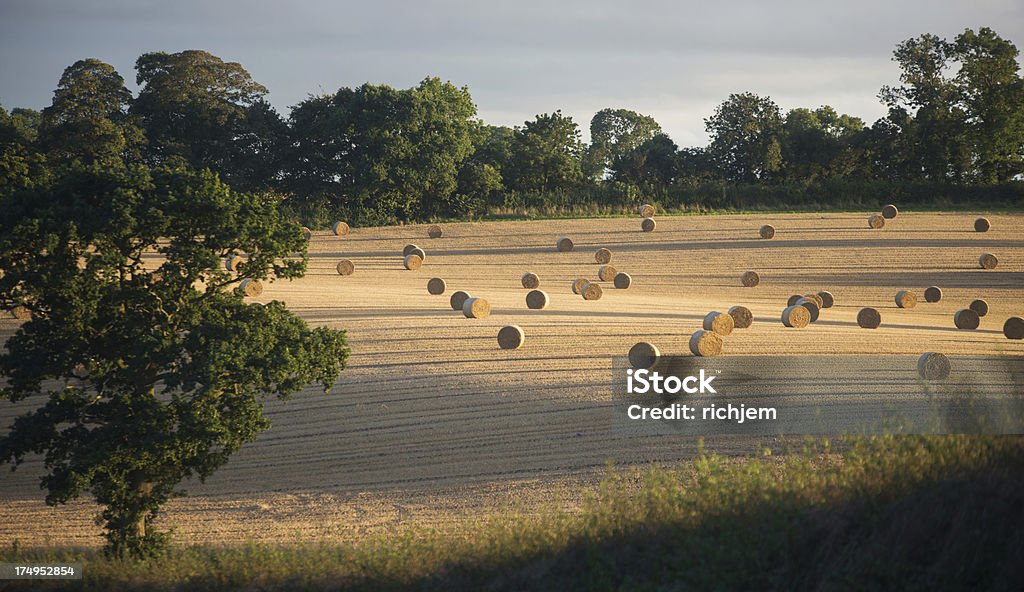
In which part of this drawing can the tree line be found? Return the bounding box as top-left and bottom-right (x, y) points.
(2, 26), (1022, 225)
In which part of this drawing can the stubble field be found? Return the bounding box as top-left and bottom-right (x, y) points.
(1, 211), (1022, 547)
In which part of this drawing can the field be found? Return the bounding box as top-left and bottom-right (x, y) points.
(1, 211), (1022, 548)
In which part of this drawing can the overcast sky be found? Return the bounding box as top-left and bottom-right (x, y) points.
(1, 0), (1021, 146)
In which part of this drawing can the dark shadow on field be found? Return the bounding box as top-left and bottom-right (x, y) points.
(811, 318), (1006, 335)
(312, 236), (1024, 261)
(292, 307), (708, 323)
(754, 269), (1024, 288)
(357, 456), (1024, 591)
(612, 269), (1024, 290)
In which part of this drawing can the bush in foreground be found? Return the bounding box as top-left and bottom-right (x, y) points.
(3, 435), (1023, 590)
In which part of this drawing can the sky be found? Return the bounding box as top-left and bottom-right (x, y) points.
(1, 0), (1022, 146)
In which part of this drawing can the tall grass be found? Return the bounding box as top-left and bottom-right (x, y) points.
(5, 435), (1022, 591)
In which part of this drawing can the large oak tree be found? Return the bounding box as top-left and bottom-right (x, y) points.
(0, 165), (349, 556)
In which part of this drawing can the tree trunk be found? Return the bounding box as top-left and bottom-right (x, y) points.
(132, 479), (154, 540)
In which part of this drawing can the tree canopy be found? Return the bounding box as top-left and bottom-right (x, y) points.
(584, 108), (663, 179)
(285, 77), (478, 222)
(879, 27), (1024, 183)
(133, 50), (275, 190)
(705, 92), (785, 183)
(7, 28), (1023, 222)
(504, 110), (585, 194)
(0, 165), (349, 556)
(39, 58), (143, 168)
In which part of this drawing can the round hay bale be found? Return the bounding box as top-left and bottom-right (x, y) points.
(403, 244), (420, 257)
(403, 254), (423, 270)
(969, 299), (989, 317)
(641, 217), (656, 232)
(787, 294), (804, 307)
(759, 224), (776, 239)
(521, 272), (540, 289)
(336, 260), (355, 276)
(782, 305), (811, 328)
(427, 277), (446, 295)
(924, 286), (942, 303)
(639, 204), (655, 218)
(895, 290), (918, 309)
(797, 298), (820, 323)
(302, 227), (313, 240)
(581, 282), (603, 301)
(11, 305), (31, 320)
(332, 221), (350, 236)
(917, 352), (951, 381)
(462, 297), (491, 319)
(239, 278), (263, 297)
(857, 307), (881, 329)
(727, 305), (753, 329)
(572, 278), (588, 294)
(556, 237), (574, 252)
(741, 271), (760, 288)
(979, 253), (998, 270)
(598, 265), (617, 282)
(595, 248), (612, 264)
(974, 217), (991, 232)
(450, 290), (471, 311)
(225, 255), (245, 272)
(428, 225), (443, 239)
(803, 293), (824, 309)
(1004, 317), (1024, 340)
(868, 214), (885, 229)
(689, 330), (723, 357)
(526, 289), (549, 310)
(882, 204), (899, 219)
(817, 291), (835, 309)
(613, 272), (632, 289)
(953, 309), (980, 330)
(498, 325), (525, 350)
(628, 341), (660, 369)
(703, 311), (735, 336)
(409, 247), (426, 261)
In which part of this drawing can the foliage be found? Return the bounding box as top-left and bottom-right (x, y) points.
(0, 165), (349, 556)
(5, 28), (1024, 225)
(611, 132), (679, 186)
(3, 435), (1022, 590)
(705, 91), (785, 182)
(503, 110), (586, 194)
(779, 106), (865, 181)
(132, 50), (279, 191)
(284, 77), (478, 223)
(38, 58), (144, 168)
(0, 105), (49, 195)
(584, 108), (662, 179)
(879, 27), (1024, 183)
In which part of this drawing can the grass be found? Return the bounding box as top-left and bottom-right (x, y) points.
(3, 435), (1022, 591)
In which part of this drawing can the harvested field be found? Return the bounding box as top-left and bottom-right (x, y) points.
(2, 212), (1023, 547)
